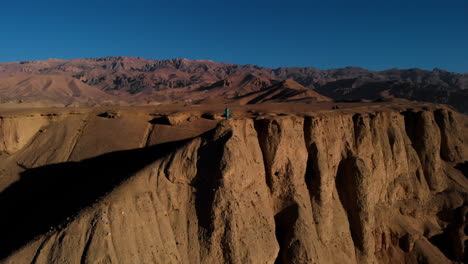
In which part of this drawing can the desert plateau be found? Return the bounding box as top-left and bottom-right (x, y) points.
(1, 1), (467, 262)
(0, 91), (467, 263)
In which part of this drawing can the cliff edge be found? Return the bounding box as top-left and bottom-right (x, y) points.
(0, 104), (466, 263)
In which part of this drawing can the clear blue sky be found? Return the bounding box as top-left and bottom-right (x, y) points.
(1, 0), (467, 73)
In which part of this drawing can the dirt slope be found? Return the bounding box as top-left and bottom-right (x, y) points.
(0, 75), (114, 106)
(234, 79), (331, 104)
(0, 103), (466, 263)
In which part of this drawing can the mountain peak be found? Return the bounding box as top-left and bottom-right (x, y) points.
(279, 79), (307, 90)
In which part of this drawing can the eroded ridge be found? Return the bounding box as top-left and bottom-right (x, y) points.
(0, 107), (466, 264)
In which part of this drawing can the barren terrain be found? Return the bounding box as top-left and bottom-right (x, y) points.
(0, 100), (466, 263)
(0, 57), (466, 112)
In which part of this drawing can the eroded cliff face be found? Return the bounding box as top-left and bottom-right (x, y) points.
(0, 107), (466, 264)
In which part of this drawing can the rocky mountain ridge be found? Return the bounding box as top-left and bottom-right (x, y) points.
(0, 57), (466, 112)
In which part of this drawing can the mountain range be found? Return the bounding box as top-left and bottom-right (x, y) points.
(0, 57), (466, 112)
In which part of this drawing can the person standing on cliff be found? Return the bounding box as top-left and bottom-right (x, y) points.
(225, 107), (230, 120)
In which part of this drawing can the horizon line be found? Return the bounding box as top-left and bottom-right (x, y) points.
(1, 56), (466, 75)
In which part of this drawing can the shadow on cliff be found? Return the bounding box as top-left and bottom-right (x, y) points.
(335, 157), (366, 252)
(193, 129), (232, 236)
(0, 138), (192, 260)
(455, 161), (468, 178)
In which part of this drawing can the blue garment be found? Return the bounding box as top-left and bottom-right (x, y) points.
(225, 108), (230, 120)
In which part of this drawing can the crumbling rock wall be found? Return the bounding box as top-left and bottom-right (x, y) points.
(1, 108), (466, 264)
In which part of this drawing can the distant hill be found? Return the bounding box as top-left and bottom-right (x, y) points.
(0, 57), (466, 112)
(0, 75), (114, 106)
(233, 79), (331, 104)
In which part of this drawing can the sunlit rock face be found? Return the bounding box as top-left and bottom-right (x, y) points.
(0, 106), (466, 264)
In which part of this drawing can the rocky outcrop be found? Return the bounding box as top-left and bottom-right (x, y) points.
(434, 109), (464, 162)
(0, 107), (466, 263)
